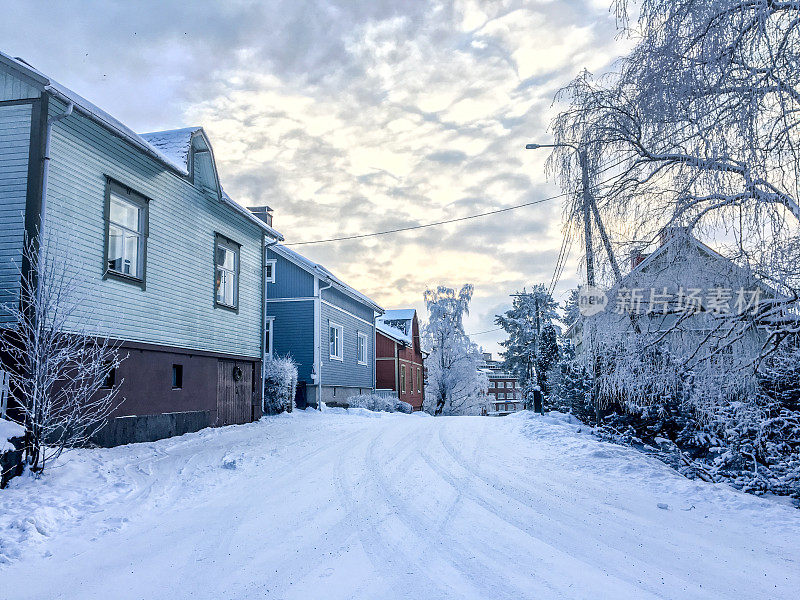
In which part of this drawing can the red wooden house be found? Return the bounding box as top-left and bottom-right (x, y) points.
(375, 309), (425, 410)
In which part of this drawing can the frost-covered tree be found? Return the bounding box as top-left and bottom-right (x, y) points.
(550, 1), (800, 329)
(263, 355), (298, 414)
(422, 285), (487, 416)
(0, 235), (123, 473)
(495, 285), (560, 398)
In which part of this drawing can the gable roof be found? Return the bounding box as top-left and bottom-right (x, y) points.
(624, 229), (774, 297)
(376, 309), (417, 346)
(271, 244), (383, 313)
(0, 50), (283, 241)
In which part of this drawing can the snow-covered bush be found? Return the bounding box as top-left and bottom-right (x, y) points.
(263, 355), (298, 414)
(346, 394), (412, 414)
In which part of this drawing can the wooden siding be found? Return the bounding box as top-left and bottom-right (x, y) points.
(43, 97), (263, 358)
(0, 70), (40, 102)
(267, 250), (314, 298)
(0, 102), (31, 323)
(320, 302), (374, 388)
(268, 300), (315, 382)
(321, 286), (374, 323)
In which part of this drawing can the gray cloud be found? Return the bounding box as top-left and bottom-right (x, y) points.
(1, 0), (626, 354)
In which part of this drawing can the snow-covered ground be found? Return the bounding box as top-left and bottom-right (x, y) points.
(1, 409), (799, 600)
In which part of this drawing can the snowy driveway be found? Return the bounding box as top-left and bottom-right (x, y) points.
(2, 410), (799, 600)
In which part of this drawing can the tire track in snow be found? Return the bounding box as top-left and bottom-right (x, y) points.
(360, 421), (527, 600)
(435, 418), (764, 600)
(331, 421), (450, 600)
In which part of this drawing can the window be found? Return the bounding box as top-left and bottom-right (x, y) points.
(417, 367), (422, 392)
(357, 332), (368, 365)
(102, 365), (116, 389)
(411, 367), (415, 393)
(172, 364), (183, 389)
(215, 236), (239, 309)
(329, 322), (343, 361)
(105, 181), (147, 284)
(504, 381), (509, 388)
(265, 259), (276, 283)
(401, 364), (406, 392)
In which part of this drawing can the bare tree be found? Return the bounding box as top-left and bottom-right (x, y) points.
(0, 233), (124, 473)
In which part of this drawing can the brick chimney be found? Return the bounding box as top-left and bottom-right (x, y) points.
(247, 205), (273, 227)
(630, 248), (648, 270)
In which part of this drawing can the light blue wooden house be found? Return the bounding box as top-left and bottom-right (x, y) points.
(266, 245), (383, 407)
(0, 50), (283, 444)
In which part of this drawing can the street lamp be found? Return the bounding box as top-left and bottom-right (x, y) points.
(526, 141), (594, 287)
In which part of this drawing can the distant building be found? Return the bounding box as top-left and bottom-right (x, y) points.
(375, 309), (425, 410)
(478, 353), (524, 416)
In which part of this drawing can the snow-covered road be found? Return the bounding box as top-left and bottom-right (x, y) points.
(2, 409), (799, 600)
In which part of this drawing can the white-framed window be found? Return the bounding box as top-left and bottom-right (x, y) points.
(357, 331), (368, 365)
(500, 393), (506, 399)
(215, 236), (239, 309)
(106, 182), (147, 283)
(401, 364), (406, 392)
(265, 259), (276, 283)
(329, 321), (343, 361)
(417, 367), (422, 392)
(265, 317), (275, 357)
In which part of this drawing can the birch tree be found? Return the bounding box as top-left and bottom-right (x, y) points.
(422, 285), (487, 415)
(0, 235), (123, 473)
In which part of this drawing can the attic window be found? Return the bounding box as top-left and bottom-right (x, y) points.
(266, 259), (276, 283)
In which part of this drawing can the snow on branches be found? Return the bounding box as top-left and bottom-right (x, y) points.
(422, 285), (487, 416)
(0, 234), (124, 473)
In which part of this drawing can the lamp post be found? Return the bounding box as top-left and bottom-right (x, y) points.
(526, 143), (594, 287)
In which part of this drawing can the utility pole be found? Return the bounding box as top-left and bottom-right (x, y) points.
(526, 142), (600, 423)
(579, 149), (595, 288)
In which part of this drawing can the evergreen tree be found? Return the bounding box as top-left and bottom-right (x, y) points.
(495, 285), (559, 404)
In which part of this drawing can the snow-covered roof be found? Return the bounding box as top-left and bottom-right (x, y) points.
(271, 245), (382, 313)
(376, 321), (411, 345)
(1, 418), (24, 452)
(376, 309), (417, 346)
(139, 127), (201, 174)
(0, 51), (283, 241)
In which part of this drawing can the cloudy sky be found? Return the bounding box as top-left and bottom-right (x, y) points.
(2, 0), (630, 355)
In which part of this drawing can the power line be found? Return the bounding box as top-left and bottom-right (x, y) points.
(466, 326), (503, 336)
(284, 123), (702, 248)
(283, 193), (568, 246)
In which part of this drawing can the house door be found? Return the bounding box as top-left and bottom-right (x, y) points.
(216, 360), (253, 426)
(294, 381), (307, 410)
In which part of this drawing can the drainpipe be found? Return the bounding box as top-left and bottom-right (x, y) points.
(316, 279), (332, 410)
(261, 237), (279, 411)
(37, 98), (73, 301)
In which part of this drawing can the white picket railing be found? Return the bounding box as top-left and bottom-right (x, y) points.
(0, 370), (9, 419)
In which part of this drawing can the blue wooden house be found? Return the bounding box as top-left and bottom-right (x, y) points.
(0, 51), (283, 444)
(265, 245), (383, 407)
